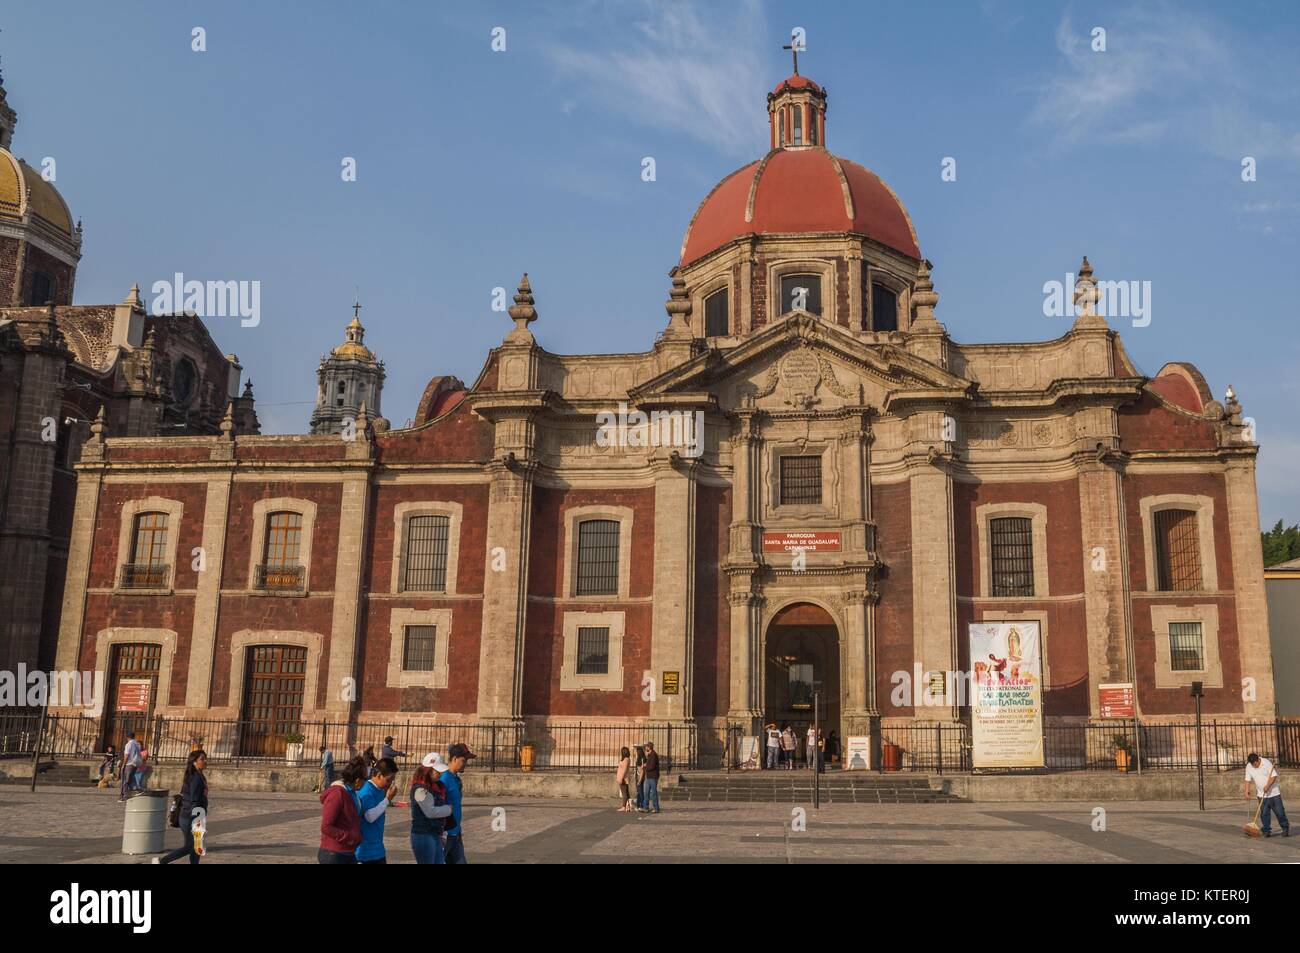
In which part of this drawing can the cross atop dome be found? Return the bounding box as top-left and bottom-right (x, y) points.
(768, 62), (826, 149)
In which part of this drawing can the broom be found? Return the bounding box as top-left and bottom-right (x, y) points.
(1243, 797), (1264, 838)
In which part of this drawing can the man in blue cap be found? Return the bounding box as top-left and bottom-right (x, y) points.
(443, 742), (477, 863)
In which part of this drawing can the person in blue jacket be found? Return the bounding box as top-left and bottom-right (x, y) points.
(442, 743), (477, 864)
(355, 757), (399, 864)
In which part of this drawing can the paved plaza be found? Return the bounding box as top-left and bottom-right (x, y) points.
(0, 786), (1294, 864)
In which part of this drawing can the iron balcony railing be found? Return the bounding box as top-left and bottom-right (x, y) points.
(119, 563), (169, 588)
(254, 563), (305, 592)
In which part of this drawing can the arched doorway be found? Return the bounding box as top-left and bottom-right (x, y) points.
(765, 602), (840, 757)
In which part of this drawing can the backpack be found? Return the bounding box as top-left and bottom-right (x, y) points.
(167, 794), (182, 828)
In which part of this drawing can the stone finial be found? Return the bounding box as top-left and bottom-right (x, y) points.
(124, 283), (143, 310)
(911, 259), (941, 328)
(1225, 384), (1242, 421)
(356, 400), (371, 432)
(663, 271), (693, 339)
(1071, 256), (1107, 329)
(220, 402), (235, 440)
(89, 406), (106, 442)
(242, 378), (254, 399)
(505, 273), (538, 343)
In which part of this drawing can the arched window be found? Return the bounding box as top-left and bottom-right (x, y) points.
(1154, 509), (1202, 591)
(872, 282), (898, 331)
(793, 105), (803, 145)
(704, 288), (729, 337)
(576, 519), (620, 595)
(27, 271), (54, 306)
(172, 358), (198, 406)
(780, 274), (822, 315)
(809, 109), (819, 145)
(124, 512), (169, 587)
(778, 109), (785, 145)
(258, 511), (304, 590)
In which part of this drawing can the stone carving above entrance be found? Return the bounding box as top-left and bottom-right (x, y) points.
(780, 349), (823, 409)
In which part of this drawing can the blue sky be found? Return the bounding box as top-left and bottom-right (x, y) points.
(4, 1), (1298, 524)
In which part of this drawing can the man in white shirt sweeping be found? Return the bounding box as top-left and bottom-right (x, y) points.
(1244, 752), (1290, 838)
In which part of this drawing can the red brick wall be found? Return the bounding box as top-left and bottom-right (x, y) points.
(87, 482), (209, 590)
(80, 594), (197, 707)
(521, 485), (656, 716)
(750, 253), (768, 330)
(873, 481), (914, 715)
(1122, 470), (1243, 714)
(221, 482), (343, 591)
(1119, 392), (1218, 451)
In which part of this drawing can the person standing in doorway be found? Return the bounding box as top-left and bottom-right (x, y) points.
(1245, 752), (1290, 837)
(119, 731), (142, 802)
(154, 749), (208, 865)
(805, 725), (819, 771)
(780, 725), (796, 770)
(442, 742), (477, 863)
(764, 723), (781, 770)
(641, 741), (661, 814)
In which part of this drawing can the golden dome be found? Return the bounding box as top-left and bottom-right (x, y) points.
(0, 147), (76, 240)
(330, 315), (376, 361)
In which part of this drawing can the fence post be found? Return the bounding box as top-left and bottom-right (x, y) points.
(154, 713), (165, 762)
(490, 723), (497, 774)
(937, 724), (943, 775)
(577, 723), (583, 774)
(29, 702), (49, 792)
(667, 723), (673, 773)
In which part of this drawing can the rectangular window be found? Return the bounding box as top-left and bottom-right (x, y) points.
(402, 625), (437, 672)
(872, 282), (898, 332)
(1155, 509), (1202, 591)
(990, 516), (1034, 597)
(576, 519), (620, 596)
(576, 626), (610, 675)
(779, 455), (822, 505)
(404, 515), (450, 591)
(1168, 621), (1204, 672)
(704, 288), (729, 337)
(780, 274), (822, 315)
(265, 512), (303, 567)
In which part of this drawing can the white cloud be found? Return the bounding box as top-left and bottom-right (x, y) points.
(544, 0), (770, 158)
(1031, 5), (1300, 162)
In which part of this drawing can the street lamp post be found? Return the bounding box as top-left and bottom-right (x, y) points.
(1191, 681), (1205, 812)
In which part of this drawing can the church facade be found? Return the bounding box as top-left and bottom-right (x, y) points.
(52, 72), (1275, 760)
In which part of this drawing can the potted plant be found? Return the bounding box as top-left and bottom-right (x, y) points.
(283, 731), (306, 764)
(1113, 734), (1133, 772)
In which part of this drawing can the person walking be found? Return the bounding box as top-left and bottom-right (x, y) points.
(119, 731), (142, 801)
(764, 723), (781, 770)
(318, 755), (366, 864)
(615, 746), (632, 811)
(154, 749), (208, 865)
(442, 742), (476, 864)
(410, 753), (454, 864)
(805, 726), (820, 771)
(380, 736), (408, 762)
(319, 745), (334, 791)
(780, 725), (796, 770)
(1245, 752), (1290, 837)
(355, 757), (400, 864)
(634, 746), (647, 810)
(641, 741), (661, 814)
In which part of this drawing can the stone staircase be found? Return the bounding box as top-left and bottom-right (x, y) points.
(661, 770), (965, 804)
(0, 760), (95, 787)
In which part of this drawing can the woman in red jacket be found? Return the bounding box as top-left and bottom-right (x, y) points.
(319, 756), (367, 864)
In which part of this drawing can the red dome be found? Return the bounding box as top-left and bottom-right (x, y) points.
(772, 74), (822, 94)
(680, 148), (921, 266)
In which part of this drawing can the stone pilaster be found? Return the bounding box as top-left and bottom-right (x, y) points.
(648, 454), (696, 722)
(185, 470), (233, 709)
(727, 591), (764, 730)
(54, 465), (102, 675)
(908, 457), (958, 721)
(325, 470), (372, 714)
(1224, 457), (1276, 716)
(1077, 458), (1132, 713)
(475, 458), (535, 721)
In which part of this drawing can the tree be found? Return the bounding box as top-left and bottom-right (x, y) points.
(1262, 520), (1300, 567)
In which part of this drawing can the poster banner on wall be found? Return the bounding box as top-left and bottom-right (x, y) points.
(968, 621), (1044, 769)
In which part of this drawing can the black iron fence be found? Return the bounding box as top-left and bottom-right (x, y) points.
(724, 720), (1300, 773)
(7, 712), (697, 774)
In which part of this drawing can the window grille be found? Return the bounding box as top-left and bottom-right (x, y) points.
(576, 519), (620, 595)
(1168, 621), (1204, 671)
(576, 626), (610, 675)
(403, 625), (437, 672)
(990, 516), (1034, 597)
(1155, 508), (1202, 591)
(404, 515), (450, 591)
(780, 455), (822, 505)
